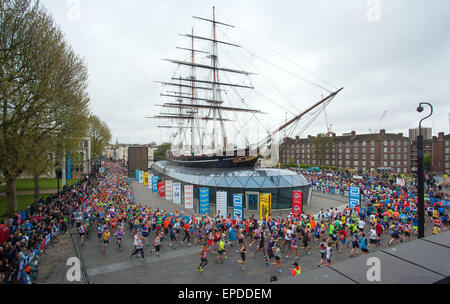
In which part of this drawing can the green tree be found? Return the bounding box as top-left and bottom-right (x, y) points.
(424, 153), (432, 169)
(0, 0), (90, 215)
(311, 133), (333, 165)
(154, 143), (171, 161)
(89, 114), (112, 167)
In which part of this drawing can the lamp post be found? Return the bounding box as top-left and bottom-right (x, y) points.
(416, 102), (433, 239)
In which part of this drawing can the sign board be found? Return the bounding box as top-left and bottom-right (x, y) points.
(165, 180), (173, 201)
(216, 191), (227, 218)
(139, 171), (144, 184)
(259, 193), (271, 220)
(144, 172), (148, 186)
(173, 183), (181, 204)
(184, 185), (194, 209)
(135, 169), (139, 181)
(157, 181), (165, 197)
(148, 174), (153, 189)
(292, 191), (303, 217)
(349, 186), (361, 209)
(152, 176), (158, 192)
(232, 193), (243, 221)
(199, 188), (210, 215)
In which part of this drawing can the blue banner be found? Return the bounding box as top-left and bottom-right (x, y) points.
(349, 186), (361, 209)
(233, 193), (244, 220)
(135, 169), (139, 181)
(66, 152), (71, 180)
(152, 176), (158, 192)
(199, 188), (210, 215)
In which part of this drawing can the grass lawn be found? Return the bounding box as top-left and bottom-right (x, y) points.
(0, 194), (50, 220)
(0, 178), (79, 193)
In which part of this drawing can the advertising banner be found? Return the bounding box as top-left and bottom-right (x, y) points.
(139, 171), (144, 184)
(259, 193), (271, 220)
(199, 188), (210, 215)
(184, 185), (194, 209)
(157, 181), (165, 197)
(152, 176), (158, 192)
(144, 172), (148, 186)
(135, 169), (139, 181)
(349, 186), (361, 209)
(148, 174), (153, 189)
(173, 183), (181, 204)
(292, 191), (303, 217)
(165, 180), (173, 201)
(233, 193), (243, 221)
(216, 191), (227, 218)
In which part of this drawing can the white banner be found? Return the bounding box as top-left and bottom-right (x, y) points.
(148, 174), (153, 189)
(139, 171), (144, 184)
(173, 183), (181, 204)
(216, 191), (227, 218)
(184, 185), (194, 209)
(165, 180), (173, 201)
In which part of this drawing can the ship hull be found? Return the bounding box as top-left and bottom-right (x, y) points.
(168, 154), (260, 169)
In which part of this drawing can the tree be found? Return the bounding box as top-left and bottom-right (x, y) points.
(89, 114), (112, 167)
(154, 143), (171, 161)
(311, 133), (333, 165)
(0, 0), (91, 215)
(424, 153), (432, 170)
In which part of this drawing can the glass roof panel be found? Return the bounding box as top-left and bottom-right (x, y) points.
(229, 178), (244, 188)
(245, 177), (260, 188)
(278, 176), (292, 187)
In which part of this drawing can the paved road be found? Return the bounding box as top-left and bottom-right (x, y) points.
(39, 180), (435, 284)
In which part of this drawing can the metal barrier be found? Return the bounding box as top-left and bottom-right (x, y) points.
(67, 216), (92, 284)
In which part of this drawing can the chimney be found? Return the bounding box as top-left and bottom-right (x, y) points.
(380, 129), (386, 135)
(295, 135), (299, 141)
(438, 132), (444, 139)
(351, 131), (356, 137)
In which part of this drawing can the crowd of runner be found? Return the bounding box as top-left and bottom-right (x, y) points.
(1, 162), (448, 283)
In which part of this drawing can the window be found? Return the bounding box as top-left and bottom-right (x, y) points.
(397, 161), (401, 167)
(354, 154), (359, 160)
(338, 148), (342, 153)
(339, 160), (342, 166)
(362, 141), (366, 146)
(354, 148), (358, 153)
(371, 141), (375, 146)
(403, 161), (407, 167)
(384, 154), (388, 160)
(384, 147), (387, 153)
(384, 140), (388, 146)
(354, 142), (358, 147)
(362, 147), (366, 153)
(391, 140), (395, 146)
(371, 161), (375, 167)
(390, 154), (394, 160)
(390, 147), (394, 153)
(397, 154), (401, 160)
(397, 147), (401, 153)
(370, 147), (375, 153)
(390, 161), (394, 166)
(362, 161), (366, 166)
(345, 154), (350, 159)
(362, 154), (366, 160)
(384, 161), (388, 166)
(345, 161), (350, 166)
(404, 154), (408, 160)
(403, 147), (408, 153)
(345, 148), (350, 153)
(371, 154), (375, 160)
(354, 161), (359, 166)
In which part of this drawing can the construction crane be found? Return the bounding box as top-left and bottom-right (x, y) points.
(369, 110), (387, 133)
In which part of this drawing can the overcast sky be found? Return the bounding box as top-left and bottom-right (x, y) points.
(41, 0), (450, 145)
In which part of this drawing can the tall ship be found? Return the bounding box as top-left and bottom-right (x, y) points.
(149, 7), (343, 169)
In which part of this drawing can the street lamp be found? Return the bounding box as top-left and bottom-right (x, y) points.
(416, 102), (433, 239)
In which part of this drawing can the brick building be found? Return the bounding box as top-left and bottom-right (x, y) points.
(280, 129), (411, 174)
(431, 132), (450, 174)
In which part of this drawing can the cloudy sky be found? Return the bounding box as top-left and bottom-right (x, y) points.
(41, 0), (450, 145)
